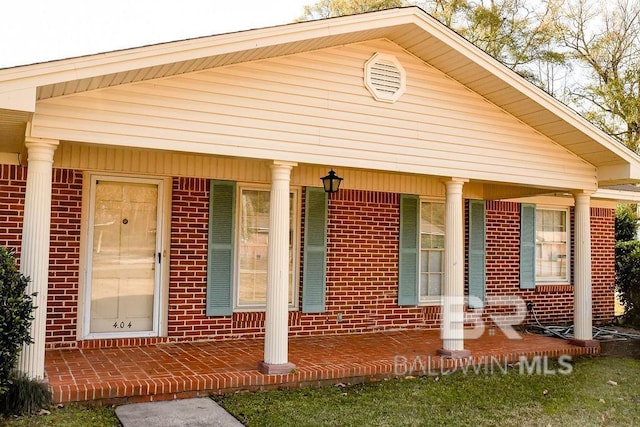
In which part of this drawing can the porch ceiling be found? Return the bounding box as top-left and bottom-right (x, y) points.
(0, 108), (28, 155)
(1, 6), (639, 184)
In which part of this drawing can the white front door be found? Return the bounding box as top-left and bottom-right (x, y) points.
(84, 176), (164, 338)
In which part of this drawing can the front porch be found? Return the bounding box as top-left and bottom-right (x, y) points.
(45, 329), (598, 404)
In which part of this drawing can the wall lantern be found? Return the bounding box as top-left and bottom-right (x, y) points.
(321, 169), (343, 194)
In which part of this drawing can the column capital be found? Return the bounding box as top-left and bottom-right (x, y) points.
(441, 177), (469, 185)
(24, 137), (59, 164)
(442, 178), (467, 196)
(271, 160), (297, 168)
(270, 161), (295, 183)
(24, 136), (59, 148)
(572, 190), (595, 198)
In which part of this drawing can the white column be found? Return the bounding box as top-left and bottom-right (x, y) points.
(439, 178), (470, 358)
(17, 138), (59, 379)
(259, 161), (297, 374)
(573, 191), (595, 344)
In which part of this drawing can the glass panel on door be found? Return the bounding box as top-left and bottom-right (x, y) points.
(89, 180), (158, 334)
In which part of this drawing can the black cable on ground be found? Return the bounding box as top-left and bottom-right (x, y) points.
(524, 305), (640, 342)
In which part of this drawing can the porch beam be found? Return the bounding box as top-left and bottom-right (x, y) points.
(17, 137), (59, 379)
(259, 160), (297, 374)
(438, 178), (471, 359)
(570, 191), (599, 348)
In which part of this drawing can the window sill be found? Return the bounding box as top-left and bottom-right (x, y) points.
(418, 299), (442, 307)
(233, 306), (299, 313)
(534, 283), (572, 293)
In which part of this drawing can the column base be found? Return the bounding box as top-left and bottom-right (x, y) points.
(568, 338), (600, 348)
(437, 348), (472, 359)
(258, 361), (296, 375)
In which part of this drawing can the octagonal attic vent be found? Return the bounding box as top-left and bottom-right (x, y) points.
(364, 53), (406, 103)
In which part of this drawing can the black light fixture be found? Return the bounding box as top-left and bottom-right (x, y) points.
(321, 169), (343, 194)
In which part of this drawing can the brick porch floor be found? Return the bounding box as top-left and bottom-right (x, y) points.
(45, 329), (598, 404)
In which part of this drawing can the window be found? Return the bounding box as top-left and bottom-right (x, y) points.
(535, 208), (569, 282)
(419, 201), (445, 303)
(235, 187), (299, 309)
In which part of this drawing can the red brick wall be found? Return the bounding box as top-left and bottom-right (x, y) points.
(165, 182), (437, 343)
(1, 169), (615, 347)
(0, 165), (26, 257)
(168, 178), (232, 339)
(591, 207), (616, 322)
(477, 200), (614, 328)
(47, 169), (83, 348)
(292, 189), (431, 335)
(0, 166), (83, 349)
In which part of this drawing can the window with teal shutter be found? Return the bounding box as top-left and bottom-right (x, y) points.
(468, 200), (486, 308)
(302, 187), (328, 313)
(206, 180), (235, 316)
(399, 194), (419, 306)
(520, 203), (536, 289)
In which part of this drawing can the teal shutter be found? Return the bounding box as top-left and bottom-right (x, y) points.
(302, 187), (328, 313)
(398, 194), (419, 306)
(206, 180), (235, 316)
(520, 203), (536, 289)
(468, 200), (486, 308)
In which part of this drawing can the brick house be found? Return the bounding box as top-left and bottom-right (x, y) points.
(1, 7), (639, 379)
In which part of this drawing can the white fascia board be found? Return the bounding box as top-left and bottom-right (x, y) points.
(0, 8), (416, 93)
(593, 189), (640, 202)
(0, 86), (35, 112)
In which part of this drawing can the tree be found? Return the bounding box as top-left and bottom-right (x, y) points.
(616, 203), (638, 241)
(558, 0), (640, 152)
(417, 0), (469, 28)
(419, 0), (566, 90)
(297, 0), (404, 21)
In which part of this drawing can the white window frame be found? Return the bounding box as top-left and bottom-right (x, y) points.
(419, 198), (445, 305)
(233, 184), (301, 311)
(535, 206), (570, 283)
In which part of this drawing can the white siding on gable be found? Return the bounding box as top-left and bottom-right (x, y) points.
(32, 39), (597, 190)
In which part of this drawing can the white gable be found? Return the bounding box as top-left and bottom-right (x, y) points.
(32, 40), (595, 190)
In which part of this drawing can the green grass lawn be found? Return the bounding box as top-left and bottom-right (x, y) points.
(0, 405), (118, 427)
(2, 356), (639, 426)
(216, 356), (640, 427)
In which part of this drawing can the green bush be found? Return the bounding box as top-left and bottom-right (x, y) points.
(0, 247), (35, 395)
(614, 205), (640, 326)
(615, 240), (640, 326)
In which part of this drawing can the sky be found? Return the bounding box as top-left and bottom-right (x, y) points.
(0, 0), (311, 68)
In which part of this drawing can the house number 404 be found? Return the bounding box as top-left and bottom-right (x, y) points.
(113, 321), (133, 329)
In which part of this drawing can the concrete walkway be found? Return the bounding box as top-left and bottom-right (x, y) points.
(116, 397), (244, 427)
